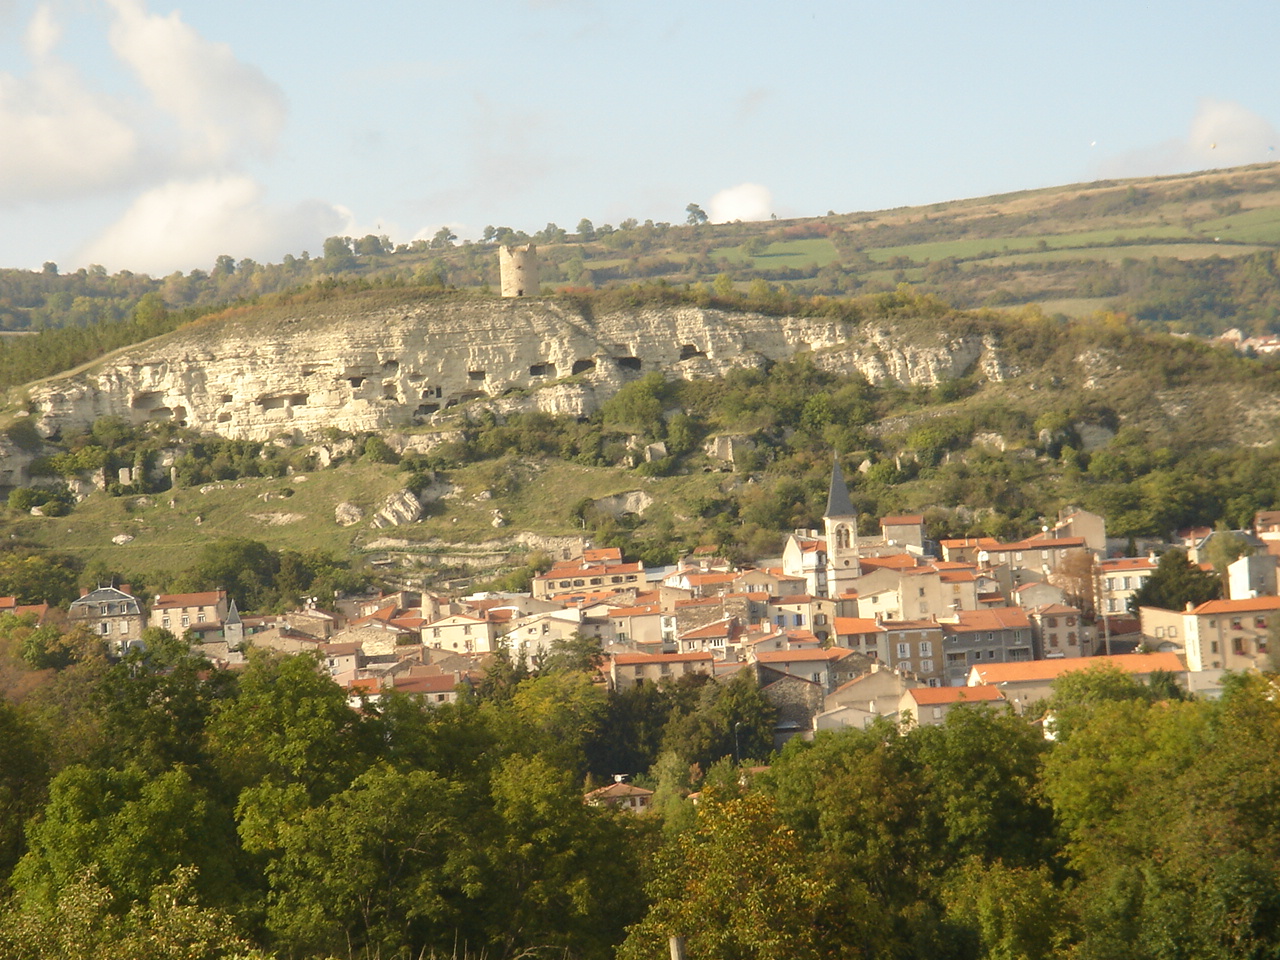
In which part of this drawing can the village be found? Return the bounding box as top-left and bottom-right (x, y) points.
(41, 458), (1280, 786)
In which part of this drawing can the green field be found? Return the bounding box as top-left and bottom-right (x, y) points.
(983, 242), (1267, 267)
(1195, 205), (1280, 243)
(863, 224), (1201, 264)
(713, 238), (840, 268)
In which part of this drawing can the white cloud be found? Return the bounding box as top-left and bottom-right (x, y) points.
(0, 60), (140, 203)
(77, 175), (345, 275)
(104, 0), (287, 165)
(24, 3), (61, 58)
(708, 182), (773, 223)
(1100, 98), (1279, 178)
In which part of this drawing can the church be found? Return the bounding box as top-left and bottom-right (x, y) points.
(780, 459), (862, 599)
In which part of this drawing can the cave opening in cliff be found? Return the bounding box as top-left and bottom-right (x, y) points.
(679, 344), (707, 360)
(571, 359), (596, 375)
(617, 357), (641, 372)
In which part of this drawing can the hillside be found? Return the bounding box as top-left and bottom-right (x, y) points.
(4, 162), (1280, 352)
(3, 280), (1280, 594)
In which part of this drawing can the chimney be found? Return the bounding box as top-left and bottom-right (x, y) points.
(80, 587), (90, 597)
(120, 584), (131, 595)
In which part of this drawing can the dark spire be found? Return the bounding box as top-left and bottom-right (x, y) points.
(826, 457), (855, 519)
(225, 598), (241, 624)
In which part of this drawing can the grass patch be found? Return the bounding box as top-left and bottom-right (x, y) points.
(713, 238), (840, 268)
(981, 242), (1267, 266)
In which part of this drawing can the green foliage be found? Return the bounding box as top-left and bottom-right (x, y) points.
(1128, 548), (1222, 612)
(0, 865), (258, 960)
(0, 550), (79, 605)
(10, 764), (236, 913)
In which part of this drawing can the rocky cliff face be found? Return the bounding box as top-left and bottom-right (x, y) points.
(22, 295), (1003, 447)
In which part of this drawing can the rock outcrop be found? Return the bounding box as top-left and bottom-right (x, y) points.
(22, 295), (1003, 449)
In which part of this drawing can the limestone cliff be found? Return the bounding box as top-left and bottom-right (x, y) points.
(22, 294), (1001, 447)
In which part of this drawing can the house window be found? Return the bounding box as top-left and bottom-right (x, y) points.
(1232, 618), (1243, 630)
(900, 660), (912, 673)
(932, 706), (944, 720)
(181, 615), (190, 627)
(1256, 617), (1268, 630)
(920, 659), (934, 673)
(1066, 616), (1076, 627)
(463, 625), (471, 635)
(162, 617), (170, 629)
(119, 621), (128, 634)
(196, 613), (206, 623)
(1067, 633), (1077, 646)
(1156, 627), (1166, 639)
(918, 587), (926, 597)
(896, 642), (910, 659)
(920, 641), (933, 657)
(947, 652), (966, 663)
(815, 614), (827, 625)
(1211, 641), (1219, 653)
(1234, 638), (1247, 656)
(1049, 636), (1059, 648)
(1048, 617), (1058, 628)
(99, 622), (109, 635)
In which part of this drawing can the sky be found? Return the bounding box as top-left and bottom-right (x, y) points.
(2, 0), (1279, 276)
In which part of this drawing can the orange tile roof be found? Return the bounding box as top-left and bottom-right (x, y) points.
(1191, 596), (1280, 615)
(881, 514), (924, 526)
(943, 607), (1032, 632)
(969, 651), (1185, 685)
(582, 547), (625, 563)
(773, 593), (817, 604)
(940, 537), (1000, 549)
(907, 685), (1005, 705)
(679, 618), (738, 640)
(834, 617), (883, 634)
(152, 590), (226, 609)
(754, 646), (859, 664)
(1099, 556), (1159, 572)
(609, 604), (662, 617)
(860, 554), (920, 571)
(393, 674), (462, 694)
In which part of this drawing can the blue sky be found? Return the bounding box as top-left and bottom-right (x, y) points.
(2, 0), (1278, 275)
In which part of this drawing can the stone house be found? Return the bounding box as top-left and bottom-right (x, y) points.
(421, 613), (500, 655)
(1098, 556), (1158, 614)
(749, 646), (866, 694)
(756, 667), (825, 749)
(937, 607), (1034, 687)
(899, 684), (1006, 728)
(818, 662), (919, 731)
(69, 585), (146, 654)
(879, 619), (945, 686)
(1025, 603), (1088, 659)
(584, 781), (653, 813)
(608, 651), (715, 691)
(149, 589), (230, 633)
(532, 559), (645, 601)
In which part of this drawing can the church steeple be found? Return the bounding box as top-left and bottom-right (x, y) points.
(824, 456), (860, 595)
(826, 457), (855, 519)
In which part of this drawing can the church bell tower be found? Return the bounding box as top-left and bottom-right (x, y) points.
(824, 457), (860, 596)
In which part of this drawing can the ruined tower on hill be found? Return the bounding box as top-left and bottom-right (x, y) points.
(499, 243), (538, 297)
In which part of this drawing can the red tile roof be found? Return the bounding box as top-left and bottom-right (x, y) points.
(152, 590), (226, 609)
(969, 651), (1185, 685)
(907, 685), (1005, 705)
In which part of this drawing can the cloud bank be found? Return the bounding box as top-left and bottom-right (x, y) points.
(1, 1), (340, 274)
(708, 183), (773, 223)
(1100, 98), (1279, 178)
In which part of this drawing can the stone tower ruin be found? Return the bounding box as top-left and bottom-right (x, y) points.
(499, 243), (538, 298)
